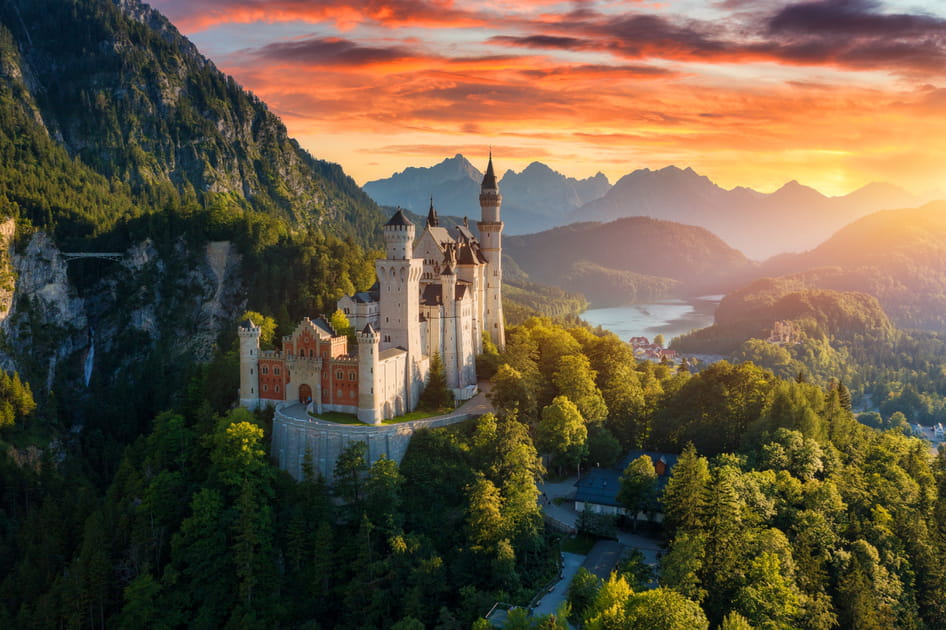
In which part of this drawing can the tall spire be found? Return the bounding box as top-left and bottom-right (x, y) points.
(481, 150), (497, 190)
(426, 196), (439, 227)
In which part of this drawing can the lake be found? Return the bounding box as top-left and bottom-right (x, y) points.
(580, 295), (723, 343)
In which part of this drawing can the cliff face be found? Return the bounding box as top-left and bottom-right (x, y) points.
(0, 227), (246, 399)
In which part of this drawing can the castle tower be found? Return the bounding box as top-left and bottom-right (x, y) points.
(377, 208), (424, 406)
(441, 246), (459, 389)
(238, 319), (261, 409)
(357, 323), (382, 425)
(477, 153), (506, 349)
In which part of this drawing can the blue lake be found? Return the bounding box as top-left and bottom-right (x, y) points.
(580, 295), (723, 343)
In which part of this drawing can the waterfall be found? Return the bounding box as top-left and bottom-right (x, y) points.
(84, 327), (94, 387)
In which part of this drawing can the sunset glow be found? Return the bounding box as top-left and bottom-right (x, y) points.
(149, 0), (946, 196)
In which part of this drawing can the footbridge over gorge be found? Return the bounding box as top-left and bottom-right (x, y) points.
(61, 252), (124, 263)
(272, 385), (493, 481)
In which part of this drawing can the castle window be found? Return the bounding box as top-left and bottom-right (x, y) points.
(275, 385), (280, 393)
(262, 384), (268, 392)
(274, 367), (280, 376)
(262, 366), (269, 374)
(250, 368), (253, 375)
(336, 370), (343, 379)
(349, 390), (356, 399)
(349, 372), (356, 381)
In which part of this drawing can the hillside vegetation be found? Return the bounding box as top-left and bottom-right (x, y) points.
(0, 0), (382, 244)
(506, 217), (755, 306)
(761, 202), (946, 331)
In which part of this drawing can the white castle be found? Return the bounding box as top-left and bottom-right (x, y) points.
(238, 156), (505, 424)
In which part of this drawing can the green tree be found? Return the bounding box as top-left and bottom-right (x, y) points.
(587, 425), (622, 468)
(419, 353), (453, 411)
(661, 443), (710, 535)
(536, 396), (588, 476)
(567, 567), (602, 622)
(364, 455), (404, 530)
(334, 440), (369, 504)
(720, 611), (755, 630)
(736, 552), (801, 630)
(624, 588), (709, 630)
(0, 370), (35, 429)
(552, 355), (608, 423)
(618, 455), (658, 529)
(329, 308), (354, 339)
(241, 310), (277, 347)
(490, 363), (538, 420)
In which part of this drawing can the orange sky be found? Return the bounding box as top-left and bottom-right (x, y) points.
(149, 0), (946, 196)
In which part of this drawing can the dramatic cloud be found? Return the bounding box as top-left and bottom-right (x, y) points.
(149, 0), (946, 195)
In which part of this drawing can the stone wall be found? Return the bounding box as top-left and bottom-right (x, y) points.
(272, 404), (478, 481)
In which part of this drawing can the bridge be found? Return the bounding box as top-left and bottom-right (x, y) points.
(61, 252), (124, 263)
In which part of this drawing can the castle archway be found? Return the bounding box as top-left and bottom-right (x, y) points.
(298, 384), (312, 404)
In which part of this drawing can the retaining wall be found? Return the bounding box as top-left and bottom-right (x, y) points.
(272, 404), (479, 480)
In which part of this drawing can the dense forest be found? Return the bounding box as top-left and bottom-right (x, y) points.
(7, 311), (946, 628)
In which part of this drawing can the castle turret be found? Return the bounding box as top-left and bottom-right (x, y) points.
(357, 323), (382, 425)
(238, 319), (261, 409)
(477, 153), (505, 349)
(441, 247), (459, 389)
(377, 208), (424, 407)
(384, 207), (415, 260)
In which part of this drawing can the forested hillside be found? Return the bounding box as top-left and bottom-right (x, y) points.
(759, 201), (946, 332)
(505, 217), (755, 306)
(0, 0), (383, 243)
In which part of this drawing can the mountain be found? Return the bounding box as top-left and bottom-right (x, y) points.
(363, 154), (483, 219)
(505, 217), (757, 306)
(363, 156), (612, 234)
(752, 201), (946, 331)
(497, 162), (610, 233)
(0, 0), (382, 243)
(572, 166), (930, 260)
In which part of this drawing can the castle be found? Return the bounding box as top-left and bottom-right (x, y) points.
(238, 156), (505, 424)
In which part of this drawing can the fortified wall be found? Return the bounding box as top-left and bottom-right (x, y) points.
(272, 403), (479, 480)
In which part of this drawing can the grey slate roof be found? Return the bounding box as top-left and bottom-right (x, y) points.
(575, 469), (622, 507)
(385, 208), (413, 227)
(481, 155), (498, 189)
(575, 450), (680, 509)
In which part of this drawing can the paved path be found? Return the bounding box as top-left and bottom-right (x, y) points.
(532, 552), (584, 619)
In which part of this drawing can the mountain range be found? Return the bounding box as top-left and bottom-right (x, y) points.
(365, 157), (941, 260)
(363, 155), (610, 234)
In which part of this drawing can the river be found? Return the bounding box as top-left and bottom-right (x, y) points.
(580, 295), (723, 343)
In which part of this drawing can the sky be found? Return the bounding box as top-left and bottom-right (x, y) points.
(147, 0), (946, 196)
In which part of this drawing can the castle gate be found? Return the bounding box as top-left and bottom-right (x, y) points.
(298, 384), (312, 404)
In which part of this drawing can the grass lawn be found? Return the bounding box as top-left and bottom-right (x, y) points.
(560, 533), (598, 555)
(310, 407), (453, 425)
(381, 407), (452, 425)
(309, 411), (361, 424)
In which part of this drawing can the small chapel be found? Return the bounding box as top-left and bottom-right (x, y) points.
(238, 156), (506, 424)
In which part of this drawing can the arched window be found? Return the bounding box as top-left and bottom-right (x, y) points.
(262, 365), (269, 374)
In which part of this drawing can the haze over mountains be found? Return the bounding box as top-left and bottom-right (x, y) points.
(364, 156), (940, 260)
(363, 155), (610, 234)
